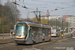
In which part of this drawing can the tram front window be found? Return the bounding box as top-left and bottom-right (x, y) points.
(16, 23), (26, 36)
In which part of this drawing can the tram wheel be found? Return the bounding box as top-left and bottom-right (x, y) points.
(48, 38), (51, 41)
(15, 42), (20, 45)
(32, 41), (36, 44)
(16, 43), (20, 45)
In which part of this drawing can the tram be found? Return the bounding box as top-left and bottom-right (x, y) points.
(14, 21), (51, 44)
(51, 29), (60, 37)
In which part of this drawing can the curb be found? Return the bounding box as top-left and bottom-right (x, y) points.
(0, 38), (69, 45)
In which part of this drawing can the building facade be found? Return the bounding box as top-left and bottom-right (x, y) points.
(41, 15), (63, 21)
(65, 15), (75, 28)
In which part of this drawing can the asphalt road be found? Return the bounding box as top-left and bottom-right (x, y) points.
(0, 33), (74, 50)
(34, 38), (75, 50)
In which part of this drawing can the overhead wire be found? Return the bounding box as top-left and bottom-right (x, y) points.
(11, 0), (75, 16)
(31, 0), (75, 4)
(31, 0), (75, 8)
(61, 2), (75, 7)
(24, 1), (75, 12)
(50, 7), (75, 15)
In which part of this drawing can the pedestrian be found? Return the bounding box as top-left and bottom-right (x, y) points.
(10, 31), (12, 38)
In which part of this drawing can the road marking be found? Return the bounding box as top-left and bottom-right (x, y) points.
(22, 47), (41, 50)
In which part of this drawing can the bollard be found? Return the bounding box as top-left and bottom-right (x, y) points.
(61, 31), (63, 39)
(61, 34), (63, 38)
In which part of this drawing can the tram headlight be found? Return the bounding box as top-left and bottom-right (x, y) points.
(16, 36), (25, 38)
(22, 38), (23, 40)
(16, 38), (17, 39)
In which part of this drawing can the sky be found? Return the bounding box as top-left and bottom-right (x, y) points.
(1, 0), (75, 19)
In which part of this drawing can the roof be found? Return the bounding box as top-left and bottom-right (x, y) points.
(17, 21), (51, 28)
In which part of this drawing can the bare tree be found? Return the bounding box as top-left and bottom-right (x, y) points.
(0, 1), (20, 33)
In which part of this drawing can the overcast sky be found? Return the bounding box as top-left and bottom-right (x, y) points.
(1, 0), (75, 18)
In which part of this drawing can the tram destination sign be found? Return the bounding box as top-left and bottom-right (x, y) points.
(17, 23), (25, 26)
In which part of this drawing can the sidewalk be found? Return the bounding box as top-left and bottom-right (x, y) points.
(0, 38), (15, 44)
(0, 33), (15, 44)
(0, 33), (15, 39)
(0, 36), (15, 39)
(64, 32), (71, 35)
(0, 35), (15, 44)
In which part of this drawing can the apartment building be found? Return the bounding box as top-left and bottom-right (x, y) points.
(65, 15), (75, 28)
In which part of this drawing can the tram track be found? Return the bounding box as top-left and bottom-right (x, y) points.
(0, 43), (33, 50)
(0, 34), (71, 50)
(0, 37), (60, 49)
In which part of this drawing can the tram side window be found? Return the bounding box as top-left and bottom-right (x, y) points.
(45, 28), (51, 36)
(48, 29), (51, 35)
(31, 27), (40, 37)
(46, 28), (48, 36)
(39, 28), (42, 35)
(42, 28), (46, 36)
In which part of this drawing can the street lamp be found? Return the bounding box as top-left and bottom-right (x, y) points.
(12, 0), (27, 25)
(56, 17), (58, 30)
(12, 0), (17, 25)
(61, 16), (64, 38)
(67, 22), (68, 33)
(46, 10), (50, 25)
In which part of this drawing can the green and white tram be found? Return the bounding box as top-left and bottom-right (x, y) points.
(15, 21), (51, 44)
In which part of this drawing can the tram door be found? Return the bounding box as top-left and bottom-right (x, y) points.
(30, 27), (42, 43)
(45, 29), (49, 41)
(43, 28), (51, 41)
(28, 27), (33, 43)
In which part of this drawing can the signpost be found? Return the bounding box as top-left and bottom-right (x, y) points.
(61, 30), (63, 38)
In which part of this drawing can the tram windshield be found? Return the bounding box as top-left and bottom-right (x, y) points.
(16, 23), (26, 36)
